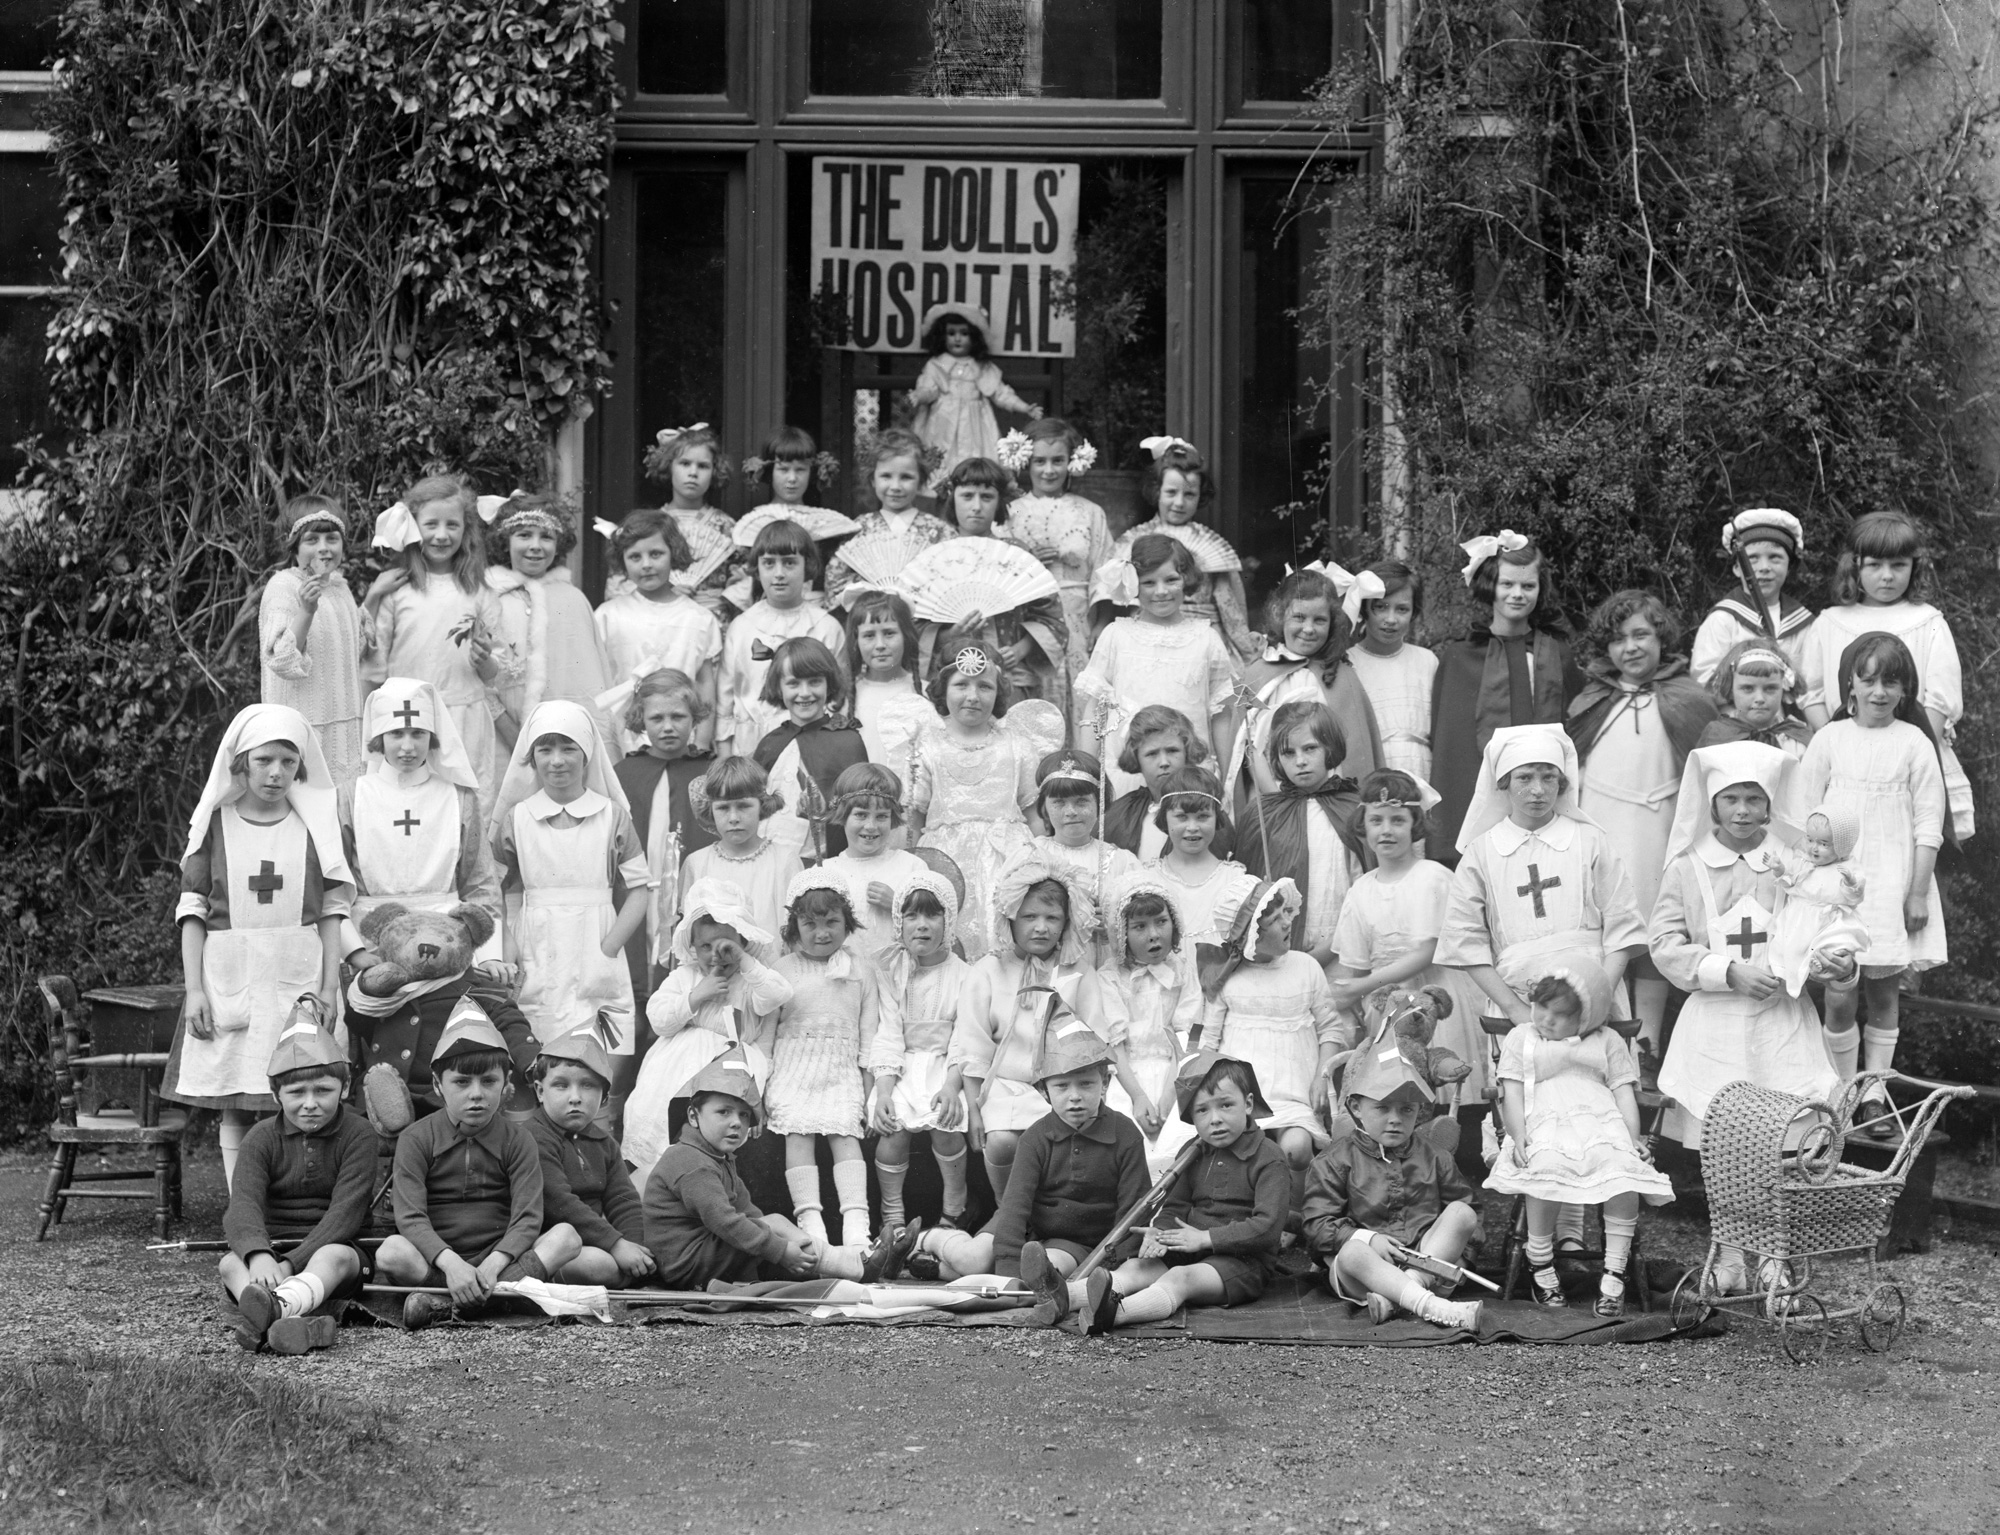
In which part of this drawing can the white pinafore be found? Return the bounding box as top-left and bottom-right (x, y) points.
(980, 964), (1090, 1133)
(507, 800), (637, 1053)
(183, 807), (326, 1100)
(347, 773), (500, 962)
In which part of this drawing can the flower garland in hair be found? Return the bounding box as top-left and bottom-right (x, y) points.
(996, 429), (1033, 472)
(1066, 441), (1097, 477)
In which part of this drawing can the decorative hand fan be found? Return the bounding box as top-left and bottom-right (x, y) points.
(1149, 522), (1242, 573)
(831, 532), (909, 591)
(733, 506), (861, 548)
(894, 539), (1060, 626)
(1002, 698), (1067, 763)
(672, 515), (736, 592)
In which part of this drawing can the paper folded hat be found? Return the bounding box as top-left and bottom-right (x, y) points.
(1337, 1032), (1440, 1111)
(537, 1027), (615, 1090)
(1033, 1006), (1115, 1083)
(266, 994), (347, 1079)
(433, 996), (509, 1066)
(1173, 1048), (1273, 1122)
(684, 1044), (765, 1118)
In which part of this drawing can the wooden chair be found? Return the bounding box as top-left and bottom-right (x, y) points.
(35, 975), (186, 1240)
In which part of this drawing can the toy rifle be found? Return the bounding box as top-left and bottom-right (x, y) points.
(1384, 1238), (1499, 1293)
(359, 1282), (1032, 1309)
(1069, 1137), (1203, 1283)
(150, 1236), (386, 1255)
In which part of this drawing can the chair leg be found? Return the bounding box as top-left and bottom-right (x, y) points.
(36, 1143), (76, 1240)
(1500, 1195), (1529, 1300)
(153, 1142), (175, 1239)
(170, 1148), (185, 1217)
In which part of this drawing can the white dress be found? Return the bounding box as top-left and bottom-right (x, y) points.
(1101, 955), (1201, 1177)
(911, 356), (1035, 481)
(912, 726), (1040, 960)
(1004, 492), (1115, 675)
(765, 950), (879, 1137)
(366, 579), (514, 817)
(950, 954), (1112, 1133)
(1486, 1026), (1674, 1204)
(867, 951), (970, 1132)
(1213, 951), (1343, 1145)
(1332, 861), (1492, 1100)
(1798, 719), (1948, 971)
(260, 568), (368, 789)
(1799, 600), (1972, 839)
(1575, 693), (1679, 920)
(1345, 645), (1438, 782)
(853, 675), (935, 784)
(593, 590), (724, 749)
(1034, 836), (1142, 962)
(1075, 617), (1239, 799)
(497, 789), (649, 1052)
(1766, 855), (1866, 997)
(1150, 858), (1249, 948)
(716, 599), (847, 756)
(817, 848), (931, 962)
(680, 840), (804, 946)
(484, 567), (617, 756)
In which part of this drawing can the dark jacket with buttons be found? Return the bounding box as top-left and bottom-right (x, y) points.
(221, 1104), (377, 1267)
(982, 1108), (1150, 1277)
(526, 1105), (646, 1252)
(1301, 1126), (1475, 1255)
(1158, 1127), (1290, 1256)
(345, 974), (538, 1110)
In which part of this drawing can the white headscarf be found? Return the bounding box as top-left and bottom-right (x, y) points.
(361, 677), (479, 790)
(1455, 723), (1597, 853)
(486, 699), (631, 840)
(1662, 741), (1799, 868)
(182, 703), (354, 888)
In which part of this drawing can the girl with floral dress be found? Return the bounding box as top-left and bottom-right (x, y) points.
(997, 416), (1115, 677)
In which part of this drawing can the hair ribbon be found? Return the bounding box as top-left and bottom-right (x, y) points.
(1140, 434), (1196, 461)
(1459, 529), (1530, 587)
(371, 501), (419, 551)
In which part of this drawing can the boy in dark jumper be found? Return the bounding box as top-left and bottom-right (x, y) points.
(375, 998), (582, 1329)
(528, 1027), (655, 1286)
(220, 1003), (375, 1354)
(906, 1012), (1150, 1285)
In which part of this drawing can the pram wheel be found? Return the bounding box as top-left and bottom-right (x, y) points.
(1778, 1293), (1830, 1363)
(1860, 1283), (1906, 1353)
(1669, 1267), (1718, 1332)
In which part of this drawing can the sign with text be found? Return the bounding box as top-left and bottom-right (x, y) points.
(810, 157), (1080, 356)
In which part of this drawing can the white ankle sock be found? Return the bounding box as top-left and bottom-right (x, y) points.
(936, 1147), (969, 1219)
(1862, 1025), (1900, 1076)
(817, 1243), (863, 1280)
(874, 1159), (908, 1230)
(832, 1160), (871, 1246)
(784, 1167), (827, 1245)
(274, 1273), (324, 1318)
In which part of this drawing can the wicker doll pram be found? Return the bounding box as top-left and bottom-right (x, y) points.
(1670, 1071), (1971, 1361)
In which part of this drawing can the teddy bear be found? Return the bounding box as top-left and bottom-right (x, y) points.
(1342, 983), (1473, 1098)
(343, 902), (539, 1115)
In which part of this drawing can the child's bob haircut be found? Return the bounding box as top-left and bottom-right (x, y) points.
(1141, 442), (1217, 514)
(1265, 699), (1347, 780)
(1467, 534), (1554, 619)
(1116, 704), (1208, 774)
(925, 638), (1014, 719)
(434, 1047), (511, 1080)
(757, 424), (818, 475)
(695, 755), (785, 828)
(830, 761), (903, 827)
(609, 506), (693, 570)
(758, 635), (849, 714)
(1497, 763), (1570, 795)
(1584, 588), (1681, 660)
(1262, 567), (1347, 658)
(271, 1061), (351, 1090)
(401, 473), (485, 593)
(530, 729), (585, 758)
(1036, 750), (1102, 818)
(1709, 639), (1795, 714)
(1128, 533), (1204, 598)
(1151, 765), (1232, 838)
(278, 493), (347, 548)
(843, 590), (920, 688)
(943, 455), (1013, 512)
(1349, 768), (1432, 843)
(625, 667), (711, 737)
(645, 423), (733, 496)
(783, 885), (858, 947)
(1016, 416), (1086, 492)
(1830, 510), (1934, 606)
(868, 427), (928, 473)
(230, 740), (308, 782)
(750, 516), (822, 589)
(1120, 888), (1181, 951)
(486, 491), (578, 567)
(1359, 558), (1422, 621)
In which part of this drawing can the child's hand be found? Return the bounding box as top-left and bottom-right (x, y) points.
(182, 988), (216, 1042)
(1027, 404), (1044, 420)
(998, 638), (1032, 666)
(1150, 1222), (1211, 1254)
(1725, 961), (1782, 1000)
(438, 1251), (486, 1307)
(349, 948), (384, 974)
(963, 1102), (985, 1152)
(365, 567), (409, 602)
(687, 970), (728, 1010)
(867, 881), (896, 910)
(473, 1252), (508, 1297)
(1132, 1093), (1164, 1138)
(247, 1253), (290, 1290)
(612, 1239), (656, 1281)
(296, 571), (327, 613)
(782, 1241), (819, 1278)
(930, 1084), (963, 1130)
(870, 1084), (902, 1135)
(1327, 976), (1371, 1010)
(474, 960), (521, 992)
(1309, 1070), (1331, 1118)
(1904, 891), (1930, 933)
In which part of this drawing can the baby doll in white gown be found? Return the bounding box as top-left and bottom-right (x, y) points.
(1769, 805), (1869, 998)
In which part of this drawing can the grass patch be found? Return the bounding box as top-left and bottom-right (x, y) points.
(0, 1350), (459, 1534)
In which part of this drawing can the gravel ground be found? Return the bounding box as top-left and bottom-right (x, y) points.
(6, 1146), (2000, 1534)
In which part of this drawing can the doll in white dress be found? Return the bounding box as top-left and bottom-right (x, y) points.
(1768, 805), (1869, 998)
(910, 302), (1041, 485)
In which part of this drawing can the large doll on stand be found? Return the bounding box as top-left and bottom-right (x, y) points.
(910, 303), (1041, 486)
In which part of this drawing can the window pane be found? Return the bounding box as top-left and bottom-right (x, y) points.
(631, 169), (730, 496)
(811, 0), (1161, 100)
(0, 296), (54, 485)
(0, 0), (60, 72)
(1243, 0), (1340, 102)
(0, 159), (59, 285)
(631, 0), (728, 96)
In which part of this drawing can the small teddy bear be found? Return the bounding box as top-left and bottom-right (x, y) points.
(1356, 983), (1472, 1095)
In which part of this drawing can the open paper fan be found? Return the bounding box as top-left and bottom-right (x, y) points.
(831, 532), (908, 591)
(1150, 522), (1242, 573)
(1002, 698), (1067, 763)
(733, 506), (860, 548)
(894, 539), (1059, 626)
(671, 515), (737, 592)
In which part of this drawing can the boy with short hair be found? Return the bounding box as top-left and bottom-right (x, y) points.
(219, 1003), (375, 1355)
(1301, 1042), (1483, 1333)
(906, 1012), (1150, 1294)
(528, 1028), (656, 1286)
(641, 1048), (897, 1286)
(376, 999), (583, 1329)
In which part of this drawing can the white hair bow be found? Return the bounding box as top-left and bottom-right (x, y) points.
(1459, 529), (1530, 587)
(593, 517), (621, 540)
(474, 494), (509, 525)
(1140, 435), (1197, 461)
(370, 501), (419, 551)
(655, 422), (710, 446)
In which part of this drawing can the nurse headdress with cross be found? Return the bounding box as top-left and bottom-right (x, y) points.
(361, 677), (480, 791)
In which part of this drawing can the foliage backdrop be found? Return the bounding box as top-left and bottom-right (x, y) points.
(0, 0), (620, 1136)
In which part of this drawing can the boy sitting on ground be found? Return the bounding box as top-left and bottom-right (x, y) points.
(906, 1012), (1150, 1299)
(220, 1002), (375, 1355)
(1301, 1039), (1485, 1333)
(375, 999), (583, 1329)
(642, 1048), (899, 1287)
(528, 1027), (657, 1286)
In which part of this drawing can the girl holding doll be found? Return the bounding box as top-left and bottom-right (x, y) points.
(1145, 765), (1247, 949)
(1689, 508), (1817, 686)
(1230, 564), (1382, 795)
(1429, 531), (1582, 858)
(751, 635), (867, 862)
(868, 870), (977, 1232)
(1099, 872), (1202, 1175)
(165, 705), (355, 1185)
(1076, 533), (1239, 800)
(364, 474), (517, 814)
(843, 591), (934, 776)
(679, 756), (804, 942)
(998, 416), (1116, 675)
(767, 868), (885, 1251)
(1098, 437), (1258, 659)
(1235, 700), (1367, 965)
(718, 518), (846, 757)
(1345, 560), (1439, 782)
(1800, 511), (1973, 839)
(823, 428), (955, 608)
(642, 423), (740, 619)
(483, 492), (616, 758)
(817, 763), (929, 961)
(259, 495), (370, 788)
(594, 510), (723, 747)
(1800, 633), (1951, 1128)
(1693, 640), (1813, 759)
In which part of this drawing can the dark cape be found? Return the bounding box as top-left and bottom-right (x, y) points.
(1565, 656), (1719, 766)
(1692, 713), (1815, 753)
(1236, 651), (1384, 785)
(1104, 785), (1237, 862)
(612, 748), (715, 996)
(1429, 626), (1582, 861)
(1233, 779), (1370, 948)
(753, 717), (868, 859)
